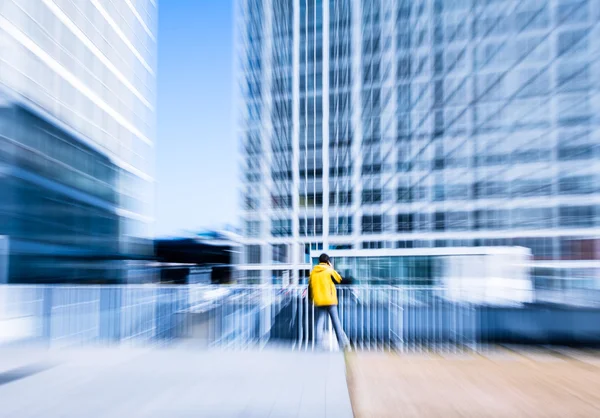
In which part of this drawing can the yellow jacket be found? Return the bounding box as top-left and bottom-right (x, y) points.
(309, 263), (342, 306)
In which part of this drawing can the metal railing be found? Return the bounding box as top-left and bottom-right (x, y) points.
(0, 285), (479, 351)
(187, 286), (477, 352)
(0, 286), (188, 347)
(1, 285), (599, 351)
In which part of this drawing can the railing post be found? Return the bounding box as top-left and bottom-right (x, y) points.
(99, 287), (121, 344)
(41, 286), (53, 345)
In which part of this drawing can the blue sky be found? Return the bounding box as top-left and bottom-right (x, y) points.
(156, 1), (237, 236)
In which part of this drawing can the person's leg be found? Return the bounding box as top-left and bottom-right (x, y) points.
(327, 305), (349, 348)
(315, 306), (326, 344)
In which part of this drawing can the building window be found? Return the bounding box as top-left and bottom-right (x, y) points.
(397, 213), (414, 232)
(329, 165), (352, 177)
(244, 196), (259, 210)
(511, 179), (553, 197)
(397, 84), (411, 112)
(271, 194), (292, 209)
(304, 242), (323, 263)
(397, 31), (411, 50)
(362, 188), (383, 204)
(475, 209), (510, 230)
(245, 220), (260, 238)
(362, 215), (383, 233)
(434, 212), (445, 231)
(397, 56), (411, 80)
(362, 241), (384, 249)
(299, 192), (323, 207)
(271, 170), (292, 181)
(271, 219), (292, 237)
(558, 95), (590, 127)
(560, 237), (599, 260)
(475, 148), (509, 166)
(329, 216), (353, 235)
(446, 211), (469, 231)
(272, 244), (288, 263)
(330, 244), (353, 250)
(557, 62), (589, 93)
(559, 175), (597, 195)
(433, 185), (445, 201)
(413, 240), (432, 248)
(473, 181), (508, 198)
(299, 168), (323, 179)
(246, 172), (261, 183)
(515, 6), (549, 31)
(559, 206), (596, 228)
(512, 148), (552, 163)
(361, 162), (383, 174)
(517, 69), (550, 98)
(434, 51), (443, 74)
(557, 0), (589, 25)
(299, 218), (323, 236)
(415, 213), (431, 232)
(397, 187), (413, 202)
(558, 143), (595, 160)
(447, 239), (473, 247)
(246, 245), (261, 264)
(445, 184), (470, 201)
(330, 190), (353, 206)
(557, 29), (588, 57)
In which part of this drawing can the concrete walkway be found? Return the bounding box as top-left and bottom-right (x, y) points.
(0, 347), (353, 418)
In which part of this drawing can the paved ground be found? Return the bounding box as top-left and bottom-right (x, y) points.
(0, 346), (353, 418)
(7, 343), (599, 417)
(347, 347), (600, 417)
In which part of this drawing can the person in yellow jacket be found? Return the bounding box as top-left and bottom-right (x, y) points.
(309, 253), (350, 350)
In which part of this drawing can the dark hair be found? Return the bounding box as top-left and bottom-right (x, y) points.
(318, 253), (330, 264)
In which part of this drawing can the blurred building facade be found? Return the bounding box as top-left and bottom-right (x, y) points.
(0, 1), (156, 282)
(238, 0), (600, 286)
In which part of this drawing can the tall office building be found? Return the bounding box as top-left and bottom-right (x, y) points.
(238, 0), (600, 286)
(0, 0), (156, 282)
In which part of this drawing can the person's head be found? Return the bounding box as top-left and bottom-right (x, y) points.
(318, 253), (330, 265)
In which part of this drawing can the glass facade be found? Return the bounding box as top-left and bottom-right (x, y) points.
(315, 254), (436, 285)
(238, 0), (600, 284)
(0, 0), (156, 282)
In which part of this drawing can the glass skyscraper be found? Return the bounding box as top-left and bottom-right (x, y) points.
(239, 0), (600, 287)
(0, 0), (156, 282)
